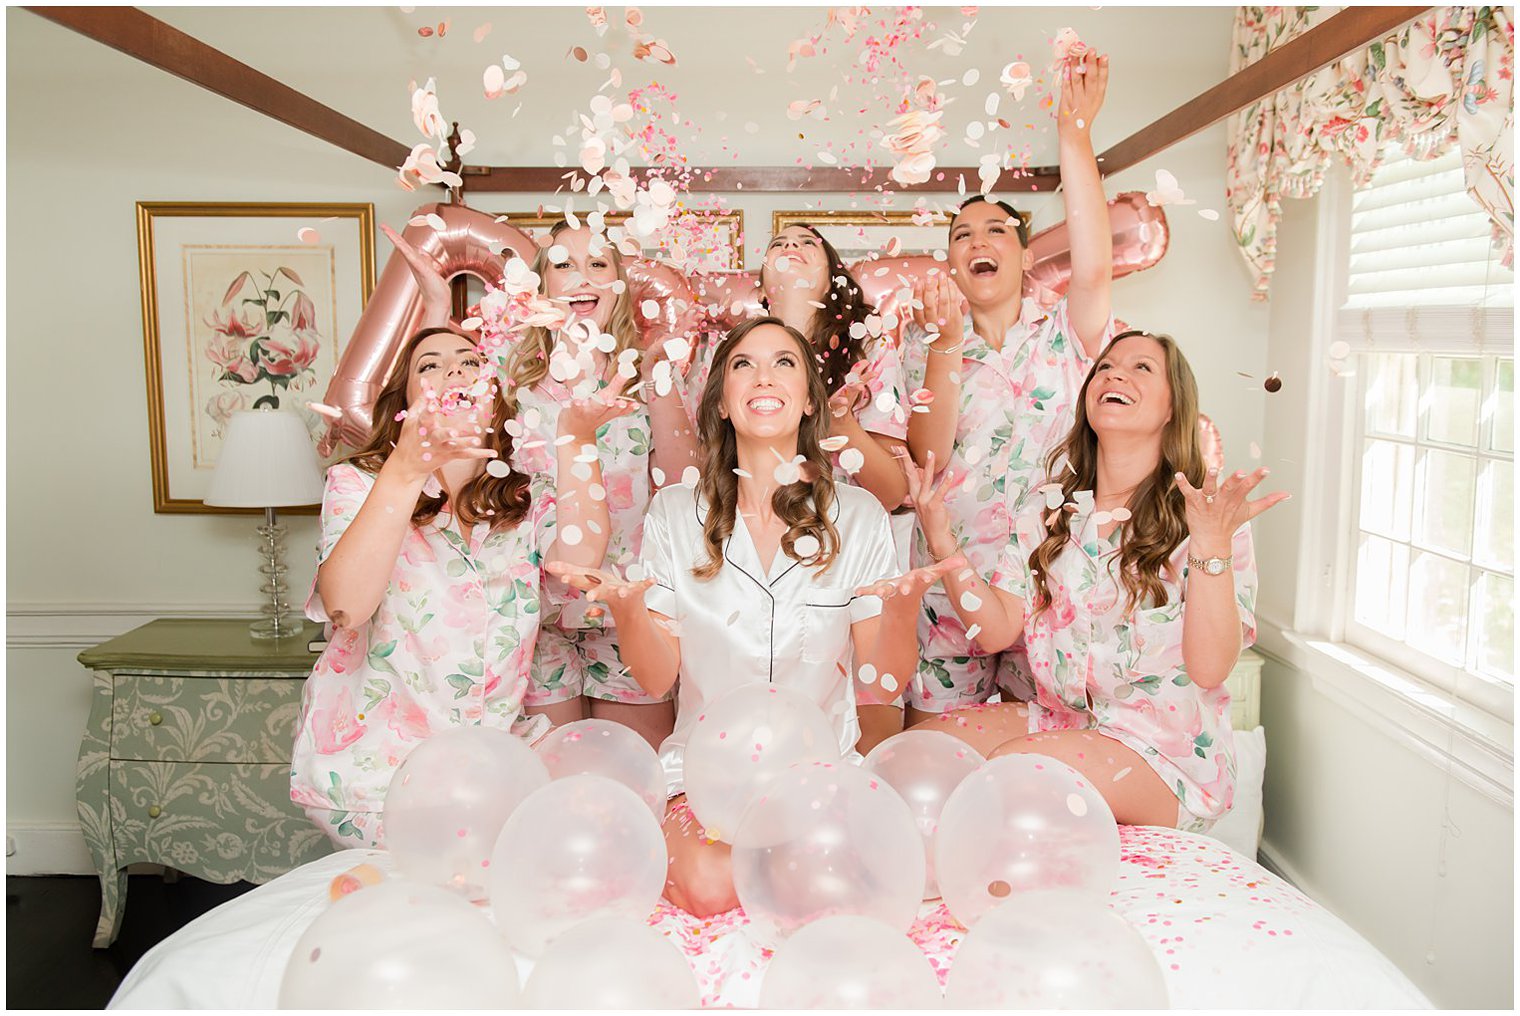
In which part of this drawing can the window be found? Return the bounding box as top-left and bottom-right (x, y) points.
(1339, 147), (1514, 719)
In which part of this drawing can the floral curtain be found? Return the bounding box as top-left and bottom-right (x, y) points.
(1226, 6), (1514, 300)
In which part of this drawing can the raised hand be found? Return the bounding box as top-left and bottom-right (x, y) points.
(1174, 465), (1289, 548)
(854, 553), (967, 604)
(558, 385), (640, 441)
(1059, 48), (1109, 134)
(898, 449), (961, 559)
(388, 383), (496, 484)
(911, 275), (966, 343)
(382, 224), (452, 314)
(544, 561), (655, 607)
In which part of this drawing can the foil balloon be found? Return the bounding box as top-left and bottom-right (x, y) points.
(685, 191), (1167, 335)
(318, 202), (536, 453)
(318, 203), (703, 453)
(1023, 191), (1171, 307)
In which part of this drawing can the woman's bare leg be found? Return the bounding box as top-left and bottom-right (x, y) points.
(913, 703), (1178, 826)
(588, 699), (676, 752)
(661, 795), (739, 918)
(909, 701), (1033, 757)
(523, 696), (589, 727)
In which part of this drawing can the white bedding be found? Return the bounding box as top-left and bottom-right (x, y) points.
(110, 825), (1428, 1009)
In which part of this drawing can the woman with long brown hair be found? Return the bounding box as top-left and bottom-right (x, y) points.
(392, 222), (698, 750)
(550, 317), (960, 916)
(902, 330), (1287, 831)
(685, 224), (910, 511)
(290, 324), (628, 848)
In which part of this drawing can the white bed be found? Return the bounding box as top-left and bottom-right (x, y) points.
(110, 824), (1428, 1009)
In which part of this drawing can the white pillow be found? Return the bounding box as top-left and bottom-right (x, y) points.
(1207, 725), (1266, 859)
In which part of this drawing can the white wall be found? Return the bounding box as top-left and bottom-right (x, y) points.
(1252, 192), (1515, 1009)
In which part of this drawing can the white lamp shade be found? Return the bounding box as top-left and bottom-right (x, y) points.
(204, 409), (326, 508)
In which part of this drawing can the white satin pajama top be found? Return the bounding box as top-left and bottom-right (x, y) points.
(639, 482), (898, 796)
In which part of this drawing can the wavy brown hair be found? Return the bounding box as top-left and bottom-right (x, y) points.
(759, 224), (872, 397)
(500, 221), (641, 410)
(951, 195), (1032, 247)
(345, 325), (530, 530)
(691, 317), (840, 579)
(1028, 330), (1205, 617)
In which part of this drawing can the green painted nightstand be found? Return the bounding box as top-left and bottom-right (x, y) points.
(75, 618), (334, 948)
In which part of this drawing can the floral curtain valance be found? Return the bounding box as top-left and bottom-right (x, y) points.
(1226, 6), (1514, 300)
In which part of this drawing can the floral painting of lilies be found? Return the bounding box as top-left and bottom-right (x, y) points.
(138, 203), (374, 513)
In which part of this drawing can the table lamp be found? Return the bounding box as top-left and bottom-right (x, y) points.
(204, 408), (326, 639)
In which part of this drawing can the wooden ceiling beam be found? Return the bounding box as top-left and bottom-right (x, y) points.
(1097, 6), (1432, 176)
(460, 164), (1063, 194)
(27, 6), (413, 171)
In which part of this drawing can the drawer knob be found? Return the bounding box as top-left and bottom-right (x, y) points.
(148, 712), (163, 726)
(147, 805), (162, 819)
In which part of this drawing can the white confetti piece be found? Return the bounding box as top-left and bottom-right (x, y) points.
(965, 623), (982, 641)
(1327, 340), (1351, 360)
(561, 525), (583, 546)
(485, 459), (511, 478)
(881, 673), (899, 693)
(962, 68), (980, 86)
(1199, 208), (1220, 221)
(726, 610), (741, 626)
(1067, 793), (1088, 817)
(960, 591), (983, 611)
(857, 664), (878, 685)
(640, 299), (660, 319)
(1112, 767), (1132, 783)
(819, 435), (850, 452)
(1110, 507), (1132, 522)
(839, 448), (865, 474)
(650, 466), (666, 486)
(681, 466), (701, 488)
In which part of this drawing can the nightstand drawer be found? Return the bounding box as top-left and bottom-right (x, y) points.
(111, 675), (305, 763)
(109, 761), (331, 881)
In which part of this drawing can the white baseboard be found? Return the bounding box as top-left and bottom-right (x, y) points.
(7, 821), (94, 875)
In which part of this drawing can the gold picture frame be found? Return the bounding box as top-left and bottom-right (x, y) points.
(137, 201), (375, 514)
(493, 210), (745, 270)
(772, 207), (1032, 261)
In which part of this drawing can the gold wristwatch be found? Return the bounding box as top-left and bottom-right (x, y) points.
(1186, 553), (1232, 576)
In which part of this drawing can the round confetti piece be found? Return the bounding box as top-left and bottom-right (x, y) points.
(485, 459), (511, 478)
(1067, 793), (1089, 817)
(793, 533), (821, 557)
(561, 525), (583, 547)
(858, 663), (878, 685)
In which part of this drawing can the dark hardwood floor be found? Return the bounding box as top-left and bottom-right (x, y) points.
(7, 873), (254, 1009)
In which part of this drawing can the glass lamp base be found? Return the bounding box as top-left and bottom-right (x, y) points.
(249, 615), (306, 640)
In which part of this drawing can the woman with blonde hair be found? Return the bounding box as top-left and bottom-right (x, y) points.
(392, 221), (698, 749)
(903, 330), (1287, 831)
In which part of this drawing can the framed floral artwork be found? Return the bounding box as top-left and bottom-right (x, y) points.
(136, 202), (375, 514)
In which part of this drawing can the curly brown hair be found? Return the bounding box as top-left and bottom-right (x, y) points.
(345, 325), (530, 530)
(691, 317), (841, 579)
(1028, 330), (1205, 616)
(759, 224), (873, 397)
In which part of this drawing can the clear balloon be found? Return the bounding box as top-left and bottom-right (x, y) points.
(731, 761), (925, 946)
(535, 718), (666, 821)
(758, 914), (943, 1009)
(682, 684), (842, 843)
(935, 753), (1119, 929)
(489, 774), (667, 956)
(278, 879), (521, 1008)
(864, 730), (985, 900)
(520, 914), (701, 1009)
(382, 726), (549, 901)
(943, 890), (1169, 1008)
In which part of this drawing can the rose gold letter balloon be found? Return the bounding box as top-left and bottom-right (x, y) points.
(319, 204), (705, 453)
(318, 202), (535, 452)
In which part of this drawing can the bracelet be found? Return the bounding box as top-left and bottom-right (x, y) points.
(927, 341), (964, 356)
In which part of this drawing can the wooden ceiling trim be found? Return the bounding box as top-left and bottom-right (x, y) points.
(27, 6), (413, 171)
(1097, 6), (1432, 176)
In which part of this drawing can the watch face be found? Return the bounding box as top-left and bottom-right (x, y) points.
(1206, 558), (1227, 576)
